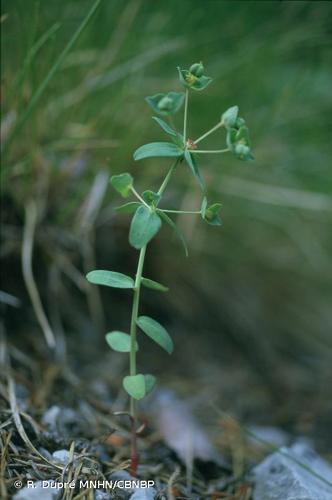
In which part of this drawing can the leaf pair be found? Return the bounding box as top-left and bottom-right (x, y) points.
(123, 374), (156, 400)
(146, 92), (185, 116)
(177, 66), (212, 91)
(87, 269), (168, 292)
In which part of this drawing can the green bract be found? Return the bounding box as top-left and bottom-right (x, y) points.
(177, 66), (212, 91)
(145, 92), (185, 116)
(110, 173), (133, 198)
(226, 120), (254, 161)
(222, 105), (239, 128)
(86, 63), (254, 472)
(203, 203), (223, 226)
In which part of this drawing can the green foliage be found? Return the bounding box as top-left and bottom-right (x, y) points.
(110, 173), (133, 198)
(86, 63), (253, 426)
(137, 316), (173, 354)
(141, 277), (169, 293)
(133, 142), (183, 161)
(129, 205), (162, 249)
(203, 203), (223, 226)
(222, 106), (239, 128)
(184, 150), (205, 191)
(86, 270), (134, 289)
(123, 374), (156, 400)
(145, 92), (185, 116)
(178, 65), (212, 91)
(106, 331), (138, 352)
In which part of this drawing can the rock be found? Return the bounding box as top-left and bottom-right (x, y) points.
(253, 442), (332, 500)
(129, 488), (156, 500)
(94, 490), (112, 500)
(13, 481), (60, 500)
(42, 405), (89, 437)
(248, 425), (290, 449)
(52, 449), (71, 464)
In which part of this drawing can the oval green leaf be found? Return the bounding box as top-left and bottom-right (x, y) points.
(133, 142), (183, 161)
(86, 270), (134, 289)
(129, 205), (162, 249)
(141, 277), (169, 292)
(137, 316), (173, 354)
(105, 331), (138, 352)
(123, 374), (146, 400)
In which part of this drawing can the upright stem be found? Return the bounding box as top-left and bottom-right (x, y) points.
(183, 89), (189, 144)
(157, 158), (179, 197)
(128, 157), (178, 473)
(130, 245), (147, 416)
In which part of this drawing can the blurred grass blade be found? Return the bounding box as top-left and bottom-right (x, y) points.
(22, 201), (56, 349)
(3, 0), (101, 156)
(8, 22), (61, 100)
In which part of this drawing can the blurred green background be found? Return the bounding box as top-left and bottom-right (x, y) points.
(2, 0), (332, 447)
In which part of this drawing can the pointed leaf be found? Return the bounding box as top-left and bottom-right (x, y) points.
(184, 149), (205, 191)
(129, 205), (162, 249)
(152, 116), (178, 137)
(110, 173), (133, 198)
(141, 277), (169, 292)
(133, 142), (183, 161)
(115, 202), (142, 214)
(137, 316), (173, 354)
(123, 374), (146, 400)
(86, 270), (134, 289)
(105, 331), (138, 352)
(158, 210), (188, 257)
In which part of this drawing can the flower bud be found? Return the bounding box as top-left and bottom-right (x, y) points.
(189, 62), (204, 77)
(157, 96), (173, 111)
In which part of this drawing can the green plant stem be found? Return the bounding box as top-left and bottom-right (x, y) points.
(161, 209), (200, 214)
(183, 88), (189, 143)
(192, 148), (229, 154)
(130, 186), (149, 206)
(157, 158), (179, 197)
(129, 245), (147, 418)
(128, 158), (178, 472)
(194, 120), (224, 145)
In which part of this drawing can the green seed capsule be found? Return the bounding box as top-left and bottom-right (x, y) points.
(189, 62), (204, 77)
(157, 96), (173, 111)
(235, 143), (250, 158)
